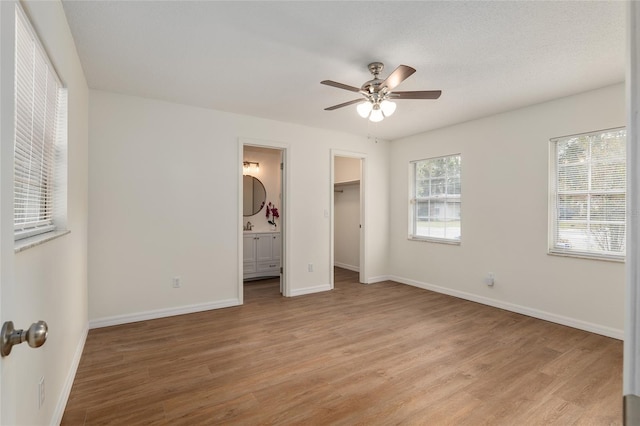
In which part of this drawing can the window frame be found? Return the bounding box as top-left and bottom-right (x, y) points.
(13, 4), (67, 242)
(548, 127), (626, 261)
(409, 153), (462, 244)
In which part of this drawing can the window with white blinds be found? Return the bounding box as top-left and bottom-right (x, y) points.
(14, 7), (65, 240)
(409, 154), (461, 243)
(549, 128), (626, 260)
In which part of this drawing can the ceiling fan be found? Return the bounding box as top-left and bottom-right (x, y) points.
(321, 62), (442, 122)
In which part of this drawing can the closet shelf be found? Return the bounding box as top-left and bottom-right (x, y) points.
(334, 180), (360, 187)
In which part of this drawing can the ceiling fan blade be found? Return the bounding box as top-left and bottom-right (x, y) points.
(379, 65), (416, 91)
(321, 80), (361, 93)
(389, 90), (442, 99)
(324, 99), (364, 111)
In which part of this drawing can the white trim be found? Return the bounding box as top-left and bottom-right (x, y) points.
(408, 235), (462, 245)
(89, 299), (240, 329)
(14, 224), (55, 241)
(50, 323), (88, 426)
(366, 275), (391, 284)
(289, 284), (331, 297)
(14, 229), (69, 253)
(334, 262), (359, 272)
(547, 250), (625, 263)
(390, 275), (623, 340)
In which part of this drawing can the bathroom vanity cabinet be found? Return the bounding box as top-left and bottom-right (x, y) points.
(243, 232), (281, 279)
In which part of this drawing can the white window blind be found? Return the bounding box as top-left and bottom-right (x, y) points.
(410, 154), (461, 242)
(14, 7), (63, 240)
(550, 128), (626, 260)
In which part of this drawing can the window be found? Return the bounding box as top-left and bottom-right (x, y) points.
(549, 128), (626, 260)
(14, 6), (66, 241)
(410, 154), (461, 243)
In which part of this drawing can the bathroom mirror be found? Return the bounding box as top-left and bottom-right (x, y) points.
(243, 175), (266, 216)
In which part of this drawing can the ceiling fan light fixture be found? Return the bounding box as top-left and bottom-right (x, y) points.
(380, 100), (396, 117)
(369, 106), (384, 123)
(322, 62), (441, 122)
(357, 101), (373, 118)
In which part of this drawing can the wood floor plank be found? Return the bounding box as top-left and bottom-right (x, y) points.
(62, 269), (622, 425)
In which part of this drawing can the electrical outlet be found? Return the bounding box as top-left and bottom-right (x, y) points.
(38, 376), (45, 409)
(172, 276), (181, 288)
(308, 263), (313, 272)
(485, 272), (495, 287)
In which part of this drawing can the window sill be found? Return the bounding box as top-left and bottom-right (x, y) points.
(408, 236), (461, 245)
(547, 250), (625, 263)
(15, 230), (70, 253)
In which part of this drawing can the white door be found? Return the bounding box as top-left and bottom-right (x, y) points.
(1, 2), (14, 422)
(278, 150), (285, 295)
(0, 2), (4, 420)
(625, 2), (640, 420)
(0, 111), (3, 426)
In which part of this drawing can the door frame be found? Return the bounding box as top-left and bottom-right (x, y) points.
(237, 138), (290, 301)
(330, 150), (366, 287)
(625, 0), (640, 419)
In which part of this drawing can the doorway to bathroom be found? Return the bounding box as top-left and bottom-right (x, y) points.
(239, 141), (288, 302)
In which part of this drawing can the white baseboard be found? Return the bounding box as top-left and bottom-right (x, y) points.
(290, 284), (331, 297)
(51, 323), (89, 426)
(89, 299), (241, 329)
(334, 262), (359, 272)
(389, 275), (623, 340)
(366, 275), (391, 284)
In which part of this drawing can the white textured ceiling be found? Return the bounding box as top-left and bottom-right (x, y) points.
(61, 1), (625, 141)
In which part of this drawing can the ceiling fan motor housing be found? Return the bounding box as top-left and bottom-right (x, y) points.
(367, 62), (384, 77)
(362, 80), (383, 95)
(363, 62), (385, 94)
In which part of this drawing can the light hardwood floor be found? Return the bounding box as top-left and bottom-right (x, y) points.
(62, 268), (622, 425)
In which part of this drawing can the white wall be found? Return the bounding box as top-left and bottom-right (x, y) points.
(335, 156), (361, 183)
(0, 1), (88, 424)
(88, 90), (389, 323)
(389, 83), (625, 338)
(334, 157), (361, 271)
(243, 146), (281, 232)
